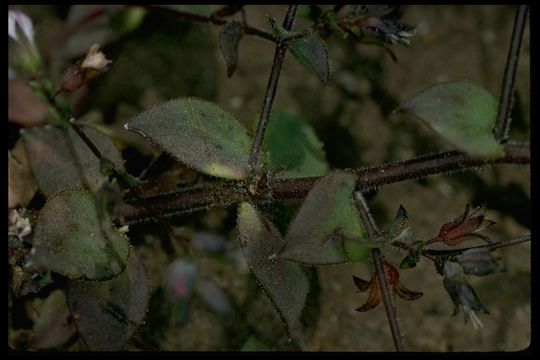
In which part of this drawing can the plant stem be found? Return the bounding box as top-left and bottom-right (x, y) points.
(354, 192), (403, 352)
(423, 233), (530, 257)
(68, 118), (104, 160)
(493, 5), (528, 143)
(143, 5), (276, 43)
(248, 5), (297, 173)
(120, 142), (529, 221)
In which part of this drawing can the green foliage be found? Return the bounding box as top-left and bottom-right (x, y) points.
(67, 251), (149, 351)
(237, 202), (309, 336)
(289, 31), (330, 84)
(280, 171), (373, 265)
(21, 125), (124, 197)
(398, 82), (504, 158)
(29, 290), (75, 350)
(126, 98), (253, 179)
(27, 188), (130, 280)
(264, 110), (329, 178)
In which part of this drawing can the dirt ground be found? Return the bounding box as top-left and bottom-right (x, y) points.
(10, 5), (530, 352)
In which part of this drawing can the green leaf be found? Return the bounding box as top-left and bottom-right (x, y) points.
(29, 290), (75, 350)
(125, 98), (252, 179)
(237, 202), (309, 336)
(264, 110), (329, 178)
(290, 31), (330, 84)
(67, 251), (149, 351)
(219, 20), (242, 77)
(398, 82), (504, 158)
(399, 252), (420, 269)
(21, 125), (124, 198)
(281, 171), (371, 265)
(27, 188), (130, 280)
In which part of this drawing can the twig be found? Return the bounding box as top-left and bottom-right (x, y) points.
(120, 143), (529, 221)
(68, 118), (104, 160)
(423, 233), (530, 257)
(248, 5), (298, 173)
(493, 5), (528, 143)
(143, 5), (276, 43)
(354, 191), (404, 352)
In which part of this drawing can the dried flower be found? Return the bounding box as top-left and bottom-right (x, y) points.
(427, 204), (496, 246)
(443, 261), (490, 329)
(456, 248), (504, 276)
(360, 17), (416, 46)
(8, 10), (41, 73)
(8, 209), (32, 240)
(353, 260), (422, 312)
(61, 44), (112, 93)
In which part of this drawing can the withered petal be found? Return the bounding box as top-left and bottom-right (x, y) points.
(395, 282), (423, 301)
(355, 286), (382, 312)
(352, 275), (371, 292)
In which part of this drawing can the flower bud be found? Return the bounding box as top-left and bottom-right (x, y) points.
(61, 44), (112, 93)
(8, 10), (41, 73)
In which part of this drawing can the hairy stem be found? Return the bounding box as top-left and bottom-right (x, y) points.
(120, 143), (529, 221)
(248, 5), (298, 173)
(354, 192), (403, 351)
(143, 5), (276, 43)
(493, 5), (528, 143)
(423, 233), (530, 257)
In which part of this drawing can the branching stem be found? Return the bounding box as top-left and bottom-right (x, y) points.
(248, 5), (298, 173)
(354, 191), (403, 351)
(120, 143), (529, 221)
(494, 5), (528, 142)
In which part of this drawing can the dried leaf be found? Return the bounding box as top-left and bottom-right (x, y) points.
(27, 188), (130, 280)
(67, 251), (149, 351)
(125, 98), (252, 179)
(237, 202), (309, 335)
(219, 20), (242, 77)
(398, 82), (504, 158)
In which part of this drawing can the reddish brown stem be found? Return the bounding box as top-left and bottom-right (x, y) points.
(120, 143), (529, 222)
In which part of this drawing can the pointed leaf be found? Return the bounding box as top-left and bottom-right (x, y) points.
(219, 20), (242, 77)
(398, 82), (504, 158)
(237, 202), (309, 335)
(281, 171), (368, 265)
(125, 98), (252, 179)
(21, 125), (124, 197)
(27, 188), (130, 280)
(67, 251), (149, 351)
(264, 110), (328, 178)
(290, 31), (329, 84)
